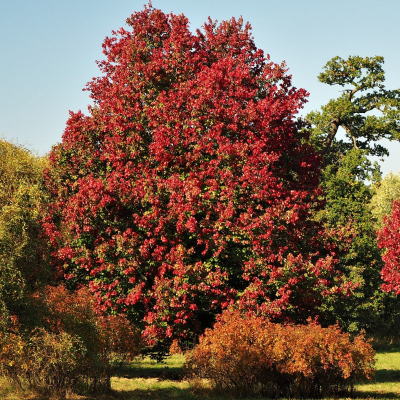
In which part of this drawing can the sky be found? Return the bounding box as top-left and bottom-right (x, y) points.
(1, 0), (400, 176)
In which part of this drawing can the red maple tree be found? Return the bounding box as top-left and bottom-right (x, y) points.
(378, 200), (400, 295)
(44, 5), (353, 343)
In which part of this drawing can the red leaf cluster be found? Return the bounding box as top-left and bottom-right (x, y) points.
(44, 5), (352, 342)
(378, 199), (400, 294)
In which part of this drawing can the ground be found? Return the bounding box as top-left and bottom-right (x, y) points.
(2, 352), (400, 399)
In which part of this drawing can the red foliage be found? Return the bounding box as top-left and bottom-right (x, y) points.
(44, 4), (353, 343)
(378, 199), (400, 294)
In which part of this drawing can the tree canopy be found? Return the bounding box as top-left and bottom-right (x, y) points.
(378, 200), (400, 295)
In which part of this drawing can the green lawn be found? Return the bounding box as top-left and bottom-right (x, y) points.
(2, 351), (400, 399)
(354, 350), (400, 399)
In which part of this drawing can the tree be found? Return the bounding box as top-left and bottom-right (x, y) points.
(307, 55), (400, 162)
(378, 200), (400, 295)
(45, 5), (354, 344)
(0, 139), (141, 396)
(370, 172), (400, 230)
(0, 139), (51, 329)
(306, 56), (400, 334)
(315, 149), (385, 332)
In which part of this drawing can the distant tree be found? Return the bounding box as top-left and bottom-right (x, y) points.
(44, 5), (353, 344)
(370, 172), (400, 229)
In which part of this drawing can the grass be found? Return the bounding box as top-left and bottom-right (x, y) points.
(354, 350), (400, 399)
(2, 351), (400, 399)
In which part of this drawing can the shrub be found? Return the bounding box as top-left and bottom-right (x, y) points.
(169, 339), (183, 355)
(33, 285), (142, 381)
(184, 310), (375, 398)
(0, 324), (92, 397)
(0, 285), (142, 396)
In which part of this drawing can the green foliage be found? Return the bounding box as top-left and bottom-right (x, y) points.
(370, 172), (400, 229)
(307, 55), (400, 159)
(315, 150), (385, 332)
(184, 310), (375, 398)
(306, 56), (400, 335)
(0, 139), (51, 326)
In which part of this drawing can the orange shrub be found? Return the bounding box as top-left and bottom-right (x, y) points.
(183, 310), (375, 398)
(169, 339), (183, 355)
(34, 285), (142, 365)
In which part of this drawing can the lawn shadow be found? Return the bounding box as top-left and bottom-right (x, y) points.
(374, 368), (400, 383)
(115, 358), (183, 381)
(115, 387), (212, 400)
(353, 364), (400, 399)
(354, 390), (400, 399)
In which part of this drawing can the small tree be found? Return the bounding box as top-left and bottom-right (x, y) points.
(370, 172), (400, 229)
(45, 5), (354, 344)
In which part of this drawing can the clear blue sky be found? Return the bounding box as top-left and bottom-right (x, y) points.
(1, 0), (400, 176)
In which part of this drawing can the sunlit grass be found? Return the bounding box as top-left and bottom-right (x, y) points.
(354, 351), (400, 399)
(2, 351), (400, 399)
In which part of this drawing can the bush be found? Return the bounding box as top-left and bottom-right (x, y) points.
(169, 339), (183, 355)
(0, 285), (142, 396)
(184, 310), (375, 398)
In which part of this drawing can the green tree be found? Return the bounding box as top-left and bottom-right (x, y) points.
(316, 149), (384, 332)
(307, 55), (400, 162)
(370, 172), (400, 230)
(0, 139), (51, 328)
(307, 55), (400, 334)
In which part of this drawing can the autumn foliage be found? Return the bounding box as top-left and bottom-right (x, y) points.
(44, 4), (355, 344)
(0, 285), (141, 395)
(378, 199), (400, 295)
(184, 310), (375, 398)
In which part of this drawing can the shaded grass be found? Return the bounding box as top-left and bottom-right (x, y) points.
(2, 352), (400, 399)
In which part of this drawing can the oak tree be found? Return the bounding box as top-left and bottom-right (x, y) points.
(307, 55), (400, 334)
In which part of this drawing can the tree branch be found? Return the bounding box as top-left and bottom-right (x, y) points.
(342, 124), (359, 150)
(322, 118), (340, 154)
